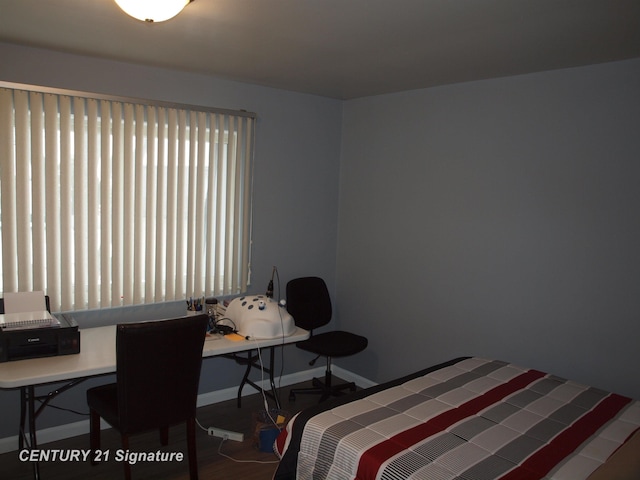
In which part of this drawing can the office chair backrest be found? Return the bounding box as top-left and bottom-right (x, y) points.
(115, 315), (208, 434)
(286, 277), (332, 332)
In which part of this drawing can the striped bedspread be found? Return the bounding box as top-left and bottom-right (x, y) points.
(274, 357), (640, 480)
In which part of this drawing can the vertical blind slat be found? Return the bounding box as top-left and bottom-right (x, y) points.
(87, 99), (100, 309)
(145, 106), (158, 303)
(165, 108), (178, 300)
(40, 95), (62, 308)
(185, 111), (197, 298)
(228, 116), (239, 292)
(241, 118), (253, 288)
(0, 89), (18, 291)
(133, 104), (146, 305)
(194, 111), (208, 296)
(214, 114), (226, 294)
(100, 100), (113, 307)
(111, 101), (124, 307)
(30, 92), (46, 290)
(122, 103), (135, 306)
(73, 98), (87, 307)
(224, 116), (234, 293)
(176, 110), (189, 300)
(155, 108), (167, 301)
(209, 113), (221, 295)
(58, 96), (72, 310)
(15, 91), (31, 289)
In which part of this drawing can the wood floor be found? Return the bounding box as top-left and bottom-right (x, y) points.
(0, 379), (330, 480)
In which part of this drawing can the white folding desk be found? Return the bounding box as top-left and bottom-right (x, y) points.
(0, 324), (309, 479)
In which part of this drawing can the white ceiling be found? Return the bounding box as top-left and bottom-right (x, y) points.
(1, 0), (639, 99)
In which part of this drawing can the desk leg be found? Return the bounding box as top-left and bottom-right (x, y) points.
(237, 350), (254, 407)
(234, 347), (281, 409)
(28, 386), (40, 479)
(268, 346), (281, 409)
(17, 379), (86, 480)
(28, 386), (38, 449)
(18, 386), (41, 479)
(19, 387), (26, 450)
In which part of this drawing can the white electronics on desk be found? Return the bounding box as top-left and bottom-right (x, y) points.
(225, 295), (295, 339)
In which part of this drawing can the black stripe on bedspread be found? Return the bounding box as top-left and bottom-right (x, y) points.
(273, 357), (471, 480)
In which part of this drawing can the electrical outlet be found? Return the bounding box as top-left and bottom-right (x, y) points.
(207, 427), (244, 442)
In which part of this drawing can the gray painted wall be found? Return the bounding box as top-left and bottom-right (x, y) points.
(0, 43), (343, 439)
(336, 58), (640, 400)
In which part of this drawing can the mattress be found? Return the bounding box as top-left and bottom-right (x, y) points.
(274, 357), (640, 480)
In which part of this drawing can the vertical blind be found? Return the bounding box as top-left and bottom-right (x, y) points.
(0, 84), (255, 312)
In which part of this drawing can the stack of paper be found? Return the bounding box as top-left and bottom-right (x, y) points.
(0, 291), (60, 331)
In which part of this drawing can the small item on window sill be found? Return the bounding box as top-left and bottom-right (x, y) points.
(186, 296), (204, 312)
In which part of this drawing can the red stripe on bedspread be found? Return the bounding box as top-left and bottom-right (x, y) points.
(274, 426), (288, 457)
(274, 413), (295, 458)
(356, 369), (546, 480)
(498, 393), (632, 480)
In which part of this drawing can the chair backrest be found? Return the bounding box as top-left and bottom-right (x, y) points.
(286, 277), (332, 331)
(115, 314), (208, 434)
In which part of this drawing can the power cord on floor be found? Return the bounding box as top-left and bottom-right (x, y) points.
(195, 418), (208, 433)
(217, 437), (279, 464)
(196, 417), (280, 464)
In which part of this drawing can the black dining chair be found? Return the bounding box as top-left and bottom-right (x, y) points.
(86, 314), (208, 480)
(287, 277), (368, 402)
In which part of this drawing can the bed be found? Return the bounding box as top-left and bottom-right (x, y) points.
(274, 357), (640, 480)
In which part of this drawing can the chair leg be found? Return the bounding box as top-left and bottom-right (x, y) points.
(290, 356), (358, 402)
(121, 434), (132, 480)
(320, 364), (333, 402)
(89, 409), (101, 465)
(186, 417), (199, 480)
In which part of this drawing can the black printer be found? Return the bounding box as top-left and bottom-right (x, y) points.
(0, 313), (80, 363)
(0, 296), (81, 362)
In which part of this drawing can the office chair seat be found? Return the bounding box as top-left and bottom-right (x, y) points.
(287, 277), (368, 402)
(296, 330), (368, 359)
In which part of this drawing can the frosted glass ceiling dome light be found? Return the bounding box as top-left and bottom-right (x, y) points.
(115, 0), (192, 23)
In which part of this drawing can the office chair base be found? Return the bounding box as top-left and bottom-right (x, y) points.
(289, 375), (357, 403)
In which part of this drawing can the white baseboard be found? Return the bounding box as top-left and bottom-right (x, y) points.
(0, 419), (92, 456)
(0, 366), (375, 454)
(332, 365), (377, 390)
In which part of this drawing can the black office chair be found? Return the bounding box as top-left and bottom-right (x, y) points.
(86, 314), (208, 480)
(287, 277), (368, 402)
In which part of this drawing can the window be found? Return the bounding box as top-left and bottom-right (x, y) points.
(0, 83), (255, 312)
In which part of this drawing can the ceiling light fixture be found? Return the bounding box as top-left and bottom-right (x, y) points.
(114, 0), (192, 23)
